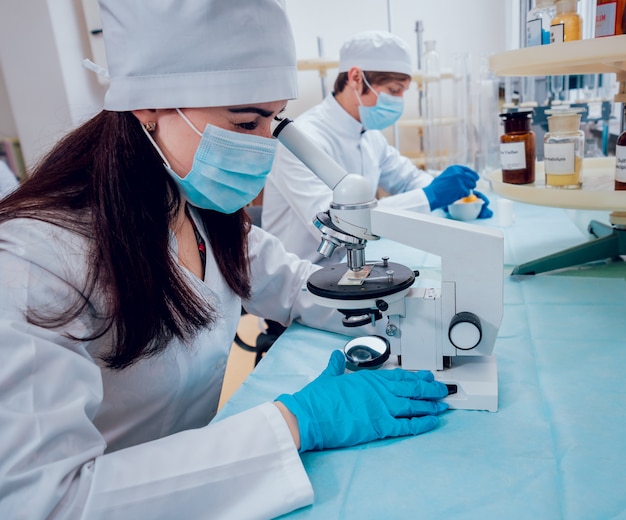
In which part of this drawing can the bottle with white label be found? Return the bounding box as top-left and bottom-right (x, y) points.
(543, 107), (585, 189)
(615, 104), (626, 190)
(499, 111), (535, 184)
(595, 0), (626, 38)
(527, 0), (557, 46)
(550, 0), (582, 42)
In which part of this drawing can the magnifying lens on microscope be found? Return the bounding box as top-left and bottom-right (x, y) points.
(343, 335), (390, 371)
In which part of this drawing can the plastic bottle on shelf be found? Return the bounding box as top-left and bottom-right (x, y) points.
(527, 0), (557, 46)
(422, 40), (443, 171)
(550, 0), (583, 42)
(543, 107), (585, 189)
(615, 104), (626, 190)
(499, 111), (536, 185)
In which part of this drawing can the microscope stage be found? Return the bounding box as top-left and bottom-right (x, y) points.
(307, 261), (415, 300)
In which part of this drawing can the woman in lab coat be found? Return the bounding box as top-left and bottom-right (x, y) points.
(0, 2), (449, 518)
(263, 30), (491, 265)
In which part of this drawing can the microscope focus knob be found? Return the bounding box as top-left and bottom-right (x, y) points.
(448, 312), (482, 350)
(375, 299), (389, 311)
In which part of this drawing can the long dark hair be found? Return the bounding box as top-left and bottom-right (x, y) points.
(0, 111), (251, 369)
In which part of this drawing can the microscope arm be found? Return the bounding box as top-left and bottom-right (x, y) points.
(370, 206), (504, 357)
(273, 118), (347, 189)
(273, 118), (377, 244)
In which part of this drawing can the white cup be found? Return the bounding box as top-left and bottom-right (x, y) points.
(496, 199), (514, 227)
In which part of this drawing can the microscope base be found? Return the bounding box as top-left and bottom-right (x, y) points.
(433, 355), (498, 412)
(511, 218), (626, 275)
(385, 354), (498, 411)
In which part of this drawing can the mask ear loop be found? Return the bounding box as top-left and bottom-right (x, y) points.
(353, 87), (365, 107)
(354, 71), (379, 108)
(176, 108), (203, 137)
(140, 107), (203, 170)
(361, 72), (379, 99)
(139, 123), (173, 171)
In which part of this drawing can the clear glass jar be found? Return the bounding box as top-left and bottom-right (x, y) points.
(543, 108), (585, 189)
(550, 0), (582, 42)
(527, 0), (557, 46)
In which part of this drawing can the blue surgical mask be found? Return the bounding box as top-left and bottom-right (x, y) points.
(355, 75), (405, 131)
(144, 108), (277, 213)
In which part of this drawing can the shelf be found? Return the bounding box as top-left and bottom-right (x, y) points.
(296, 59), (456, 88)
(489, 38), (626, 273)
(411, 69), (454, 88)
(488, 157), (626, 212)
(297, 58), (339, 80)
(491, 157), (626, 274)
(397, 116), (460, 128)
(489, 35), (626, 77)
(297, 58), (339, 72)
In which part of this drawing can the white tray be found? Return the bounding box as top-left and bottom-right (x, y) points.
(488, 157), (626, 211)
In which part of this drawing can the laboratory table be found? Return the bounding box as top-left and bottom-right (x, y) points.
(217, 195), (626, 520)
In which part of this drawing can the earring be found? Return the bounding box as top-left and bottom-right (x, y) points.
(143, 121), (156, 132)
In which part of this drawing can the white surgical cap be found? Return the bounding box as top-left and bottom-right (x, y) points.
(338, 30), (412, 76)
(97, 0), (298, 111)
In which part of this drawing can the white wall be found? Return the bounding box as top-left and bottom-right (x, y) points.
(0, 0), (105, 168)
(0, 68), (17, 138)
(285, 0), (509, 119)
(0, 0), (511, 168)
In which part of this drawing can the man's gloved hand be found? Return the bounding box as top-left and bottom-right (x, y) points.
(474, 190), (493, 219)
(275, 350), (449, 452)
(442, 190), (493, 219)
(423, 165), (479, 211)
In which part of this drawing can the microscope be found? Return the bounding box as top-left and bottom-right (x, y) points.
(273, 119), (504, 411)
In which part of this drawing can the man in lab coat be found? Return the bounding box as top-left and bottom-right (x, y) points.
(263, 30), (490, 265)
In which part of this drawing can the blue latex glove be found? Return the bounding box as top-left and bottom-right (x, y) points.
(275, 350), (449, 452)
(423, 165), (479, 211)
(443, 190), (493, 220)
(474, 190), (493, 219)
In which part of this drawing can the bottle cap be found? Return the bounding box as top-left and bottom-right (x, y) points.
(545, 105), (585, 116)
(555, 0), (578, 13)
(500, 110), (533, 133)
(424, 40), (438, 53)
(546, 107), (583, 132)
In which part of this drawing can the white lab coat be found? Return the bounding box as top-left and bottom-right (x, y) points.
(263, 94), (434, 265)
(0, 208), (337, 519)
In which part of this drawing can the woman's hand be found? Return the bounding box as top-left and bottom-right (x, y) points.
(275, 350), (449, 452)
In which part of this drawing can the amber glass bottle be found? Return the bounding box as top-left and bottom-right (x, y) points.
(499, 111), (536, 184)
(551, 0), (582, 42)
(615, 105), (626, 190)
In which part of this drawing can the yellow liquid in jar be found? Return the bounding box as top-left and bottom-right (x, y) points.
(545, 156), (582, 188)
(551, 12), (582, 41)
